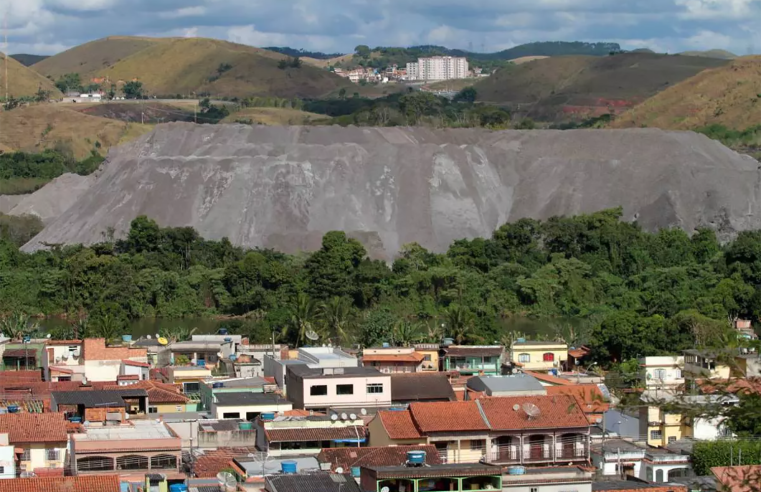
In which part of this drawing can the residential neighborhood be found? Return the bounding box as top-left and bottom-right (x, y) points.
(0, 329), (757, 492)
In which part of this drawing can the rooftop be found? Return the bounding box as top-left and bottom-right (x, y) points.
(318, 445), (441, 472)
(511, 340), (568, 347)
(409, 401), (488, 433)
(375, 410), (423, 440)
(366, 463), (501, 479)
(287, 365), (385, 379)
(51, 388), (148, 408)
(593, 481), (687, 492)
(266, 473), (361, 492)
(101, 381), (188, 404)
(0, 475), (120, 492)
(479, 394), (590, 430)
(711, 465), (761, 492)
(265, 425), (367, 443)
(236, 455), (320, 475)
(467, 374), (546, 394)
(363, 353), (425, 363)
(592, 439), (646, 454)
(0, 412), (67, 443)
(444, 345), (504, 357)
(205, 376), (270, 388)
(390, 373), (456, 402)
(214, 392), (290, 407)
(76, 420), (175, 441)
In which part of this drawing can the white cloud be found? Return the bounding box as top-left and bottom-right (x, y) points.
(159, 6), (207, 19)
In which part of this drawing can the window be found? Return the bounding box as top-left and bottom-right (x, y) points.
(518, 353), (530, 363)
(337, 384), (354, 395)
(117, 455), (148, 471)
(530, 488), (538, 492)
(176, 405), (183, 412)
(310, 385), (328, 396)
(424, 355), (432, 362)
(674, 369), (682, 379)
(46, 449), (59, 461)
(151, 454), (177, 470)
(0, 466), (4, 474)
(21, 449), (30, 461)
(223, 412), (240, 419)
(650, 430), (663, 441)
(367, 383), (384, 394)
(470, 440), (485, 451)
(543, 353), (555, 362)
(183, 382), (200, 393)
(668, 436), (677, 444)
(654, 369), (666, 380)
(149, 407), (158, 414)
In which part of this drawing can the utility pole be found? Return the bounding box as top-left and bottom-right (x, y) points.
(4, 11), (8, 102)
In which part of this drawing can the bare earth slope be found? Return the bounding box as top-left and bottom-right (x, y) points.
(8, 173), (95, 224)
(612, 56), (761, 130)
(23, 125), (761, 259)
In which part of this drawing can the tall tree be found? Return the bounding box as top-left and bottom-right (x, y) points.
(304, 231), (366, 299)
(285, 293), (318, 346)
(318, 296), (353, 345)
(445, 305), (476, 344)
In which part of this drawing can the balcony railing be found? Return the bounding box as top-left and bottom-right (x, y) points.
(484, 442), (588, 464)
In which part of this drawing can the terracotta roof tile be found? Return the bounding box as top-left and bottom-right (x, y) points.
(711, 465), (761, 492)
(0, 412), (67, 443)
(265, 426), (367, 443)
(444, 346), (503, 357)
(101, 381), (188, 404)
(83, 338), (147, 361)
(409, 401), (488, 433)
(363, 353), (425, 363)
(546, 384), (610, 421)
(479, 394), (590, 430)
(318, 445), (441, 472)
(0, 370), (42, 382)
(122, 359), (150, 367)
(376, 411), (423, 440)
(0, 475), (120, 492)
(194, 447), (258, 478)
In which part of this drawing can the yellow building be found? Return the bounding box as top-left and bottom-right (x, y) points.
(510, 340), (568, 372)
(641, 404), (683, 447)
(414, 344), (440, 372)
(0, 413), (69, 474)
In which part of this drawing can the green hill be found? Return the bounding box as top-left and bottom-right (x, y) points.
(678, 49), (737, 60)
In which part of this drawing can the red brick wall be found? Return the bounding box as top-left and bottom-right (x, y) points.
(83, 339), (147, 361)
(84, 407), (125, 423)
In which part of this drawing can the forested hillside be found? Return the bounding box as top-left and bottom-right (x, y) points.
(2, 209), (755, 365)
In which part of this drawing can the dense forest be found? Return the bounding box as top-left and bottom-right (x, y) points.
(0, 208), (757, 368)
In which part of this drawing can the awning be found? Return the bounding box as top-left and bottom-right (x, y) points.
(332, 438), (367, 444)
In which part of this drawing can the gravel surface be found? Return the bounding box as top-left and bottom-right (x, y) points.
(21, 124), (761, 259)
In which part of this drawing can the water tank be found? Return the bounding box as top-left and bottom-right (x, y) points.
(169, 484), (188, 492)
(197, 360), (206, 367)
(212, 382), (224, 389)
(281, 461), (297, 474)
(229, 354), (237, 362)
(68, 416), (82, 423)
(261, 412), (275, 421)
(516, 338), (526, 343)
(122, 335), (133, 342)
(508, 466), (526, 475)
(406, 450), (426, 465)
(224, 337), (232, 343)
(218, 328), (229, 335)
(7, 405), (19, 413)
(442, 338), (454, 347)
(382, 342), (390, 348)
(238, 422), (253, 431)
(351, 466), (361, 477)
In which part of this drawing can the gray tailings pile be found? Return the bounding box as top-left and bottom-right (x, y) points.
(21, 124), (761, 259)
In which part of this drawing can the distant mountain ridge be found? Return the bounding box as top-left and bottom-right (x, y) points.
(265, 47), (344, 60)
(10, 54), (49, 66)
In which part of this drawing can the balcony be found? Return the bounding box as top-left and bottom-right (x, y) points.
(485, 439), (588, 465)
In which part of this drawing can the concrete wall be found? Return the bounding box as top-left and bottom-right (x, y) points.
(294, 375), (392, 409)
(0, 443), (14, 478)
(19, 442), (67, 472)
(504, 483), (592, 492)
(510, 345), (567, 371)
(84, 360), (122, 382)
(212, 401), (293, 420)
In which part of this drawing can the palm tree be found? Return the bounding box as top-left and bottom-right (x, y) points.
(392, 320), (423, 347)
(318, 297), (353, 346)
(423, 319), (443, 344)
(445, 305), (476, 344)
(92, 314), (124, 344)
(0, 312), (37, 341)
(160, 326), (198, 343)
(284, 293), (318, 347)
(500, 330), (526, 348)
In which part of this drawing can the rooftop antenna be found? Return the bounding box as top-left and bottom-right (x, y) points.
(4, 9), (8, 102)
(522, 402), (541, 420)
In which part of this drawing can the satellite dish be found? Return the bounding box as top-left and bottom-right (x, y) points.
(522, 402), (541, 420)
(157, 337), (168, 346)
(381, 487), (390, 492)
(306, 330), (319, 341)
(341, 413), (348, 420)
(360, 408), (367, 416)
(350, 413), (357, 420)
(335, 467), (344, 474)
(147, 335), (152, 339)
(512, 404), (520, 411)
(331, 414), (339, 421)
(155, 333), (161, 339)
(46, 333), (51, 339)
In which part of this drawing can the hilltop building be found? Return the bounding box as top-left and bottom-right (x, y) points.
(406, 56), (469, 81)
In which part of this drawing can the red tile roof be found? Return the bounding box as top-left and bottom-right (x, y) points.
(194, 447), (258, 478)
(122, 359), (150, 368)
(318, 445), (441, 472)
(524, 371), (573, 386)
(711, 465), (761, 492)
(546, 384), (610, 421)
(101, 380), (188, 404)
(409, 401), (488, 433)
(376, 411), (423, 440)
(265, 426), (367, 443)
(479, 394), (590, 430)
(444, 346), (503, 357)
(0, 370), (42, 382)
(0, 412), (68, 443)
(83, 338), (146, 361)
(363, 353), (425, 363)
(0, 475), (120, 492)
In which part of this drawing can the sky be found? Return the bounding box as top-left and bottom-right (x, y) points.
(4, 0), (761, 56)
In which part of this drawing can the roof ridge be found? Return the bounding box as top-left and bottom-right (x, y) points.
(475, 399), (492, 429)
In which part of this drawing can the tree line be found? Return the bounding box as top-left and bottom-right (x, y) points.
(0, 209), (759, 360)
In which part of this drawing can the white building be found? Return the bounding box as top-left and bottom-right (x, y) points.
(406, 56), (469, 81)
(639, 356), (684, 392)
(0, 433), (15, 479)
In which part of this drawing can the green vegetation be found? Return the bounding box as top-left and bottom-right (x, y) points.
(0, 150), (105, 194)
(2, 208), (760, 356)
(305, 91), (511, 128)
(692, 440), (761, 475)
(697, 124), (761, 158)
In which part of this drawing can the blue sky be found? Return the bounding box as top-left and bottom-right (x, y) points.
(5, 0), (761, 56)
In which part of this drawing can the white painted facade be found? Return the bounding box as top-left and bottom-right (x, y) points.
(406, 56), (469, 81)
(639, 356), (684, 390)
(0, 434), (14, 479)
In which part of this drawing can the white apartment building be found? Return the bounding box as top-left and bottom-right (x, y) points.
(406, 56), (469, 81)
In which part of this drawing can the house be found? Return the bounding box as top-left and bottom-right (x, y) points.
(161, 366), (213, 394)
(0, 475), (121, 492)
(413, 344), (440, 372)
(298, 346), (359, 368)
(642, 446), (692, 482)
(593, 481), (687, 492)
(390, 373), (456, 404)
(285, 366), (391, 411)
(191, 446), (258, 477)
(264, 358), (308, 395)
(546, 383), (611, 424)
(683, 350), (731, 384)
(369, 394), (591, 466)
(49, 338), (148, 383)
(211, 392), (292, 420)
(441, 346), (503, 376)
(510, 341), (568, 372)
(317, 444), (442, 473)
(711, 465), (761, 492)
(255, 412), (367, 457)
(359, 463), (502, 492)
(0, 413), (68, 476)
(169, 338), (234, 368)
(168, 419), (256, 449)
(362, 347), (425, 373)
(1, 342), (47, 373)
(591, 439), (647, 479)
(640, 356), (685, 392)
(102, 380), (193, 414)
(266, 473), (362, 492)
(0, 433), (14, 479)
(232, 454), (321, 483)
(465, 374), (547, 397)
(199, 376), (277, 411)
(45, 340), (83, 380)
(71, 420), (182, 479)
(501, 466), (594, 492)
(51, 388), (149, 420)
